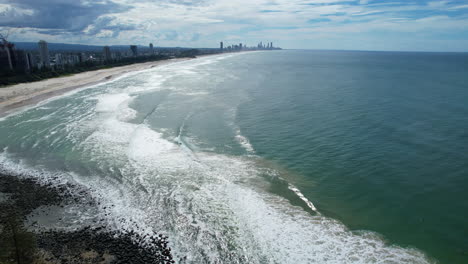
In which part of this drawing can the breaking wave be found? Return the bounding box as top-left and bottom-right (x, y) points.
(0, 54), (433, 263)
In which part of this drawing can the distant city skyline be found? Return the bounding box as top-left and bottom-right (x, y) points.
(1, 0), (468, 52)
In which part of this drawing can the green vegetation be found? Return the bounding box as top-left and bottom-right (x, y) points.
(179, 49), (199, 58)
(0, 50), (200, 87)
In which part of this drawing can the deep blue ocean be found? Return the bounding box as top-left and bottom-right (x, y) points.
(0, 50), (467, 263)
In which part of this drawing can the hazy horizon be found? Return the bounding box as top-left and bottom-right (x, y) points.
(9, 41), (468, 54)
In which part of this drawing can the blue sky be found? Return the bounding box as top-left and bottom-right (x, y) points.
(1, 0), (468, 51)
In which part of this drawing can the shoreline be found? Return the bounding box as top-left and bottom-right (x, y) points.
(0, 172), (174, 263)
(0, 56), (195, 117)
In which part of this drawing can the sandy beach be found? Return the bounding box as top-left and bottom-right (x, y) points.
(0, 58), (190, 117)
(0, 57), (201, 263)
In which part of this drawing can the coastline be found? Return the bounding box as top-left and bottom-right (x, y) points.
(0, 54), (220, 263)
(0, 57), (192, 117)
(0, 173), (174, 263)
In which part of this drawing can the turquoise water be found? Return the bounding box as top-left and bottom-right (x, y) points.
(0, 51), (467, 263)
(236, 51), (468, 263)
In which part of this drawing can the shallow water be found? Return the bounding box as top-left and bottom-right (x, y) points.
(1, 50), (467, 263)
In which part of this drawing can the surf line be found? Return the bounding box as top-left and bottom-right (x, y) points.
(175, 112), (195, 155)
(288, 184), (320, 214)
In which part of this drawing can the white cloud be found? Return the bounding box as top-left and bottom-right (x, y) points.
(4, 0), (468, 51)
(449, 4), (468, 10)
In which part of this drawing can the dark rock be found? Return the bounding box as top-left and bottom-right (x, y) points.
(0, 173), (174, 264)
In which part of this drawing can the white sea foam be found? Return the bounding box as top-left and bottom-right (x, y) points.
(0, 53), (434, 264)
(49, 100), (434, 262)
(288, 183), (320, 213)
(0, 137), (433, 264)
(95, 93), (132, 113)
(235, 128), (255, 154)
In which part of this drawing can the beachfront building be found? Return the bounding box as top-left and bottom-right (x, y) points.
(14, 50), (30, 72)
(38, 40), (50, 68)
(69, 54), (80, 65)
(113, 51), (122, 60)
(220, 41), (223, 51)
(0, 46), (35, 72)
(130, 45), (138, 57)
(149, 43), (154, 55)
(55, 53), (63, 67)
(0, 46), (13, 71)
(25, 52), (35, 71)
(103, 46), (111, 61)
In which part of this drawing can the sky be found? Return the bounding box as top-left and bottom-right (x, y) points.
(1, 0), (468, 51)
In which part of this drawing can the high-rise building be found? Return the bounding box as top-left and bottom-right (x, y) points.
(79, 53), (87, 63)
(130, 45), (138, 57)
(149, 43), (154, 55)
(220, 41), (223, 51)
(70, 54), (80, 65)
(0, 48), (35, 72)
(12, 50), (25, 71)
(38, 40), (50, 68)
(114, 51), (122, 60)
(25, 52), (35, 71)
(103, 46), (111, 61)
(239, 43), (242, 50)
(55, 53), (63, 66)
(258, 42), (265, 49)
(0, 45), (14, 71)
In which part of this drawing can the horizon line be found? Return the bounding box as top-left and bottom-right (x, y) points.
(9, 40), (468, 53)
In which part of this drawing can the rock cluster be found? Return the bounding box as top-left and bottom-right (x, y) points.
(0, 173), (175, 264)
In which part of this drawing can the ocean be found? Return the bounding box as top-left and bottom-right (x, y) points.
(0, 50), (467, 263)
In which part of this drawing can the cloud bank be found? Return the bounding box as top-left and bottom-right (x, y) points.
(1, 0), (468, 51)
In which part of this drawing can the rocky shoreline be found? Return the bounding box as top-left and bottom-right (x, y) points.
(0, 173), (174, 264)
